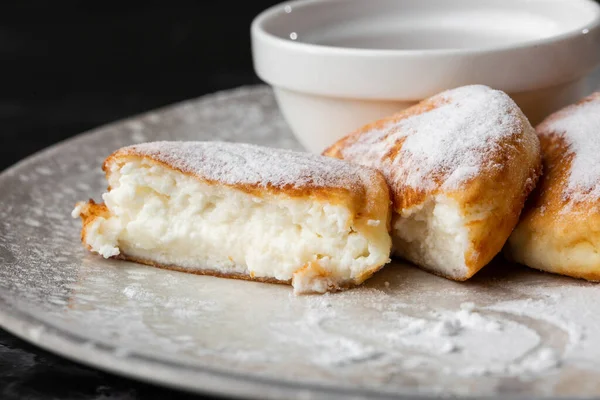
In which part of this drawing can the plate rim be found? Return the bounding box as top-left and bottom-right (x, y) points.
(0, 85), (442, 400)
(0, 84), (575, 400)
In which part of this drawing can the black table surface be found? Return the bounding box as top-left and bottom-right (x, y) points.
(3, 1), (600, 399)
(0, 329), (222, 400)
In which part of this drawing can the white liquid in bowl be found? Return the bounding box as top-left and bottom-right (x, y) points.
(296, 11), (562, 50)
(306, 28), (547, 50)
(263, 0), (598, 51)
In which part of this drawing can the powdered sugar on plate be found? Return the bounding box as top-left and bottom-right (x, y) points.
(283, 289), (556, 379)
(335, 85), (526, 191)
(2, 85), (600, 398)
(537, 92), (600, 203)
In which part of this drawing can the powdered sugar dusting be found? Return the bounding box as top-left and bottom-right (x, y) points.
(122, 141), (378, 191)
(539, 92), (600, 203)
(3, 86), (600, 398)
(274, 283), (574, 382)
(339, 85), (524, 191)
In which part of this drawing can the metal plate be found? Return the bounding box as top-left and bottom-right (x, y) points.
(1, 85), (600, 400)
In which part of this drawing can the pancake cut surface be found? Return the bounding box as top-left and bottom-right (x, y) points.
(324, 85), (542, 281)
(72, 141), (392, 294)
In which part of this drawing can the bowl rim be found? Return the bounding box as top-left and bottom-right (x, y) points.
(251, 0), (600, 57)
(251, 0), (600, 99)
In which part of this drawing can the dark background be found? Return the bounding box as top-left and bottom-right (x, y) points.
(1, 1), (279, 399)
(1, 1), (281, 172)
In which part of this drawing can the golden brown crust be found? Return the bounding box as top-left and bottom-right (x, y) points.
(324, 87), (542, 279)
(77, 200), (109, 249)
(506, 93), (600, 281)
(104, 151), (357, 201)
(325, 95), (448, 210)
(455, 127), (542, 275)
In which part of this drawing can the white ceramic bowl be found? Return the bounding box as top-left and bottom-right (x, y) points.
(251, 0), (600, 153)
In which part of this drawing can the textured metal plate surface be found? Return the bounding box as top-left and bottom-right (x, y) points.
(1, 86), (600, 400)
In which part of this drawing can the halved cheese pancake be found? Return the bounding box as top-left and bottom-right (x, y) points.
(72, 141), (392, 294)
(324, 85), (541, 281)
(506, 92), (600, 281)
